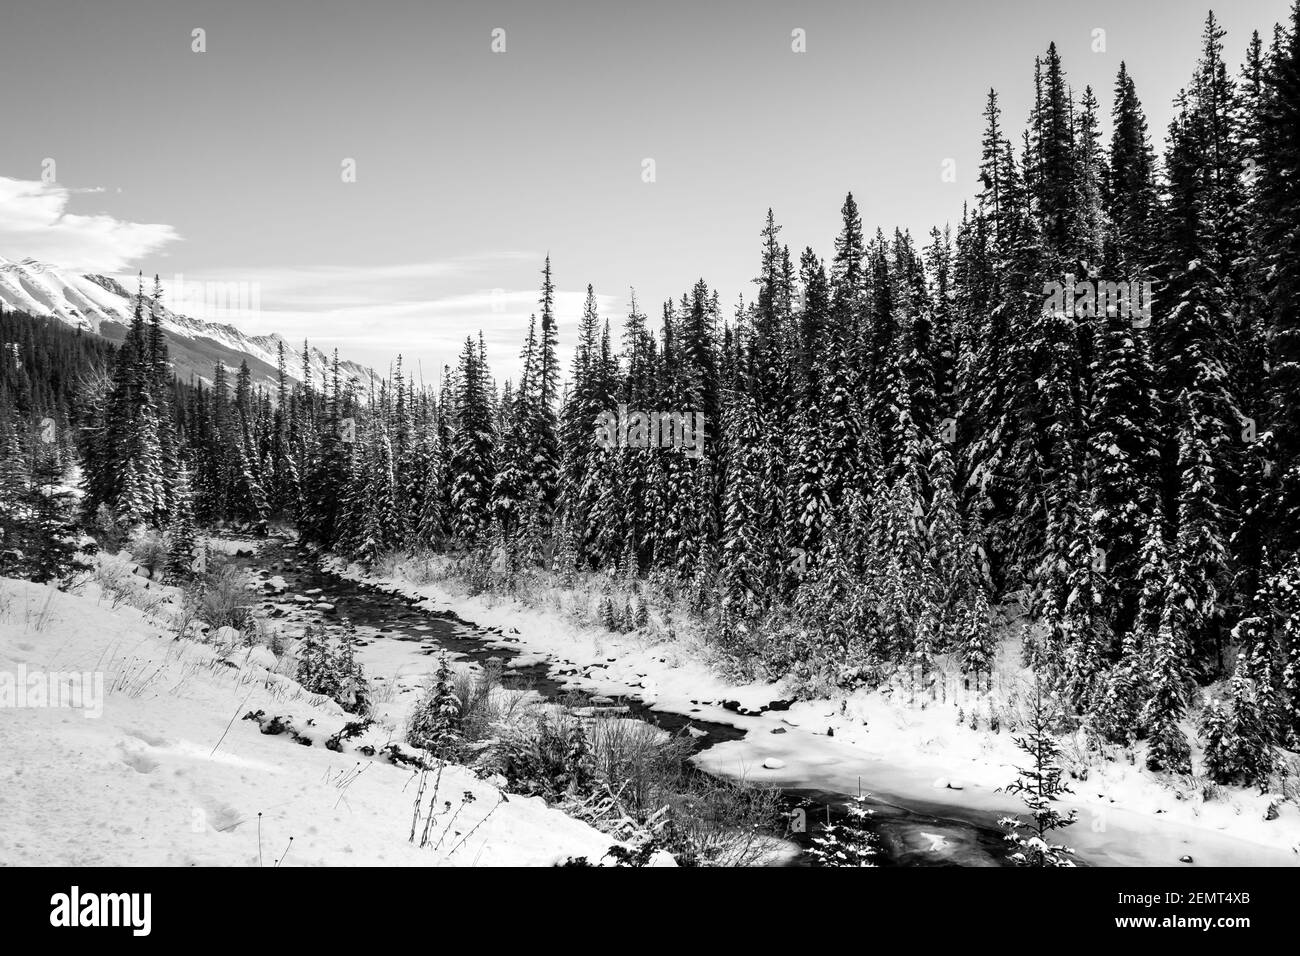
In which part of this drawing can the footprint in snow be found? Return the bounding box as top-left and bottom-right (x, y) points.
(119, 748), (160, 775)
(126, 728), (171, 748)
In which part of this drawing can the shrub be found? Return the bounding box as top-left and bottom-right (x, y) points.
(91, 504), (128, 554)
(658, 771), (784, 866)
(188, 558), (254, 632)
(450, 660), (515, 743)
(586, 718), (692, 815)
(86, 552), (169, 616)
(495, 712), (595, 800)
(499, 709), (783, 865)
(603, 835), (669, 867)
(295, 621), (368, 713)
(1279, 754), (1300, 808)
(407, 655), (464, 759)
(127, 528), (169, 578)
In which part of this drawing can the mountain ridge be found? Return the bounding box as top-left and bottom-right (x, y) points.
(0, 256), (372, 390)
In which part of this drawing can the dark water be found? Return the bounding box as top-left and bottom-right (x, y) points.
(779, 789), (1012, 867)
(234, 539), (1013, 867)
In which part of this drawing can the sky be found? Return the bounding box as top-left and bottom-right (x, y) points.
(0, 0), (1293, 382)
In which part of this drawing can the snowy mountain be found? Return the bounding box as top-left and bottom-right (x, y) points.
(0, 255), (371, 389)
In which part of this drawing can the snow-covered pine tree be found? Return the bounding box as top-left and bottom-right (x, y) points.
(409, 654), (462, 759)
(1095, 521), (1169, 744)
(1143, 604), (1194, 775)
(231, 361), (271, 531)
(1027, 43), (1080, 255)
(808, 792), (877, 867)
(999, 680), (1078, 866)
(525, 257), (562, 530)
(165, 462), (199, 579)
(449, 336), (496, 542)
(1060, 491), (1109, 716)
(356, 421), (403, 565)
(719, 390), (767, 627)
(146, 274), (177, 524)
(101, 276), (167, 529)
(1089, 303), (1160, 636)
(1255, 2), (1300, 558)
(1172, 395), (1230, 668)
(494, 315), (538, 539)
(1107, 61), (1159, 278)
(1072, 85), (1108, 267)
(1201, 650), (1276, 786)
(924, 441), (968, 654)
(960, 582), (995, 693)
(821, 195), (867, 526)
(15, 436), (78, 583)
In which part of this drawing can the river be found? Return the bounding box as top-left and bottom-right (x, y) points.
(234, 539), (1295, 869)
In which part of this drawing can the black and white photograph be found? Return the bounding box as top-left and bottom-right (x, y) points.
(0, 0), (1297, 933)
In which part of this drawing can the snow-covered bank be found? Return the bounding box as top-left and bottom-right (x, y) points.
(0, 573), (621, 866)
(695, 724), (1299, 868)
(339, 555), (1300, 867)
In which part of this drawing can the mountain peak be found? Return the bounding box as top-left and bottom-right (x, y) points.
(0, 256), (371, 389)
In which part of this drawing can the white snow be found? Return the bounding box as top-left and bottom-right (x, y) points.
(342, 557), (1300, 868)
(0, 573), (624, 867)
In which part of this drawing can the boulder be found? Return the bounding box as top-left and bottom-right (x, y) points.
(211, 626), (242, 646)
(245, 645), (277, 670)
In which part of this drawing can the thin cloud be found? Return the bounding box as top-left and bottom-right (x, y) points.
(141, 260), (624, 379)
(0, 176), (178, 272)
(232, 287), (622, 382)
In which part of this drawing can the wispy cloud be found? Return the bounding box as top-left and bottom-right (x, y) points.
(241, 288), (623, 379)
(0, 177), (178, 272)
(0, 176), (623, 377)
(139, 259), (624, 380)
